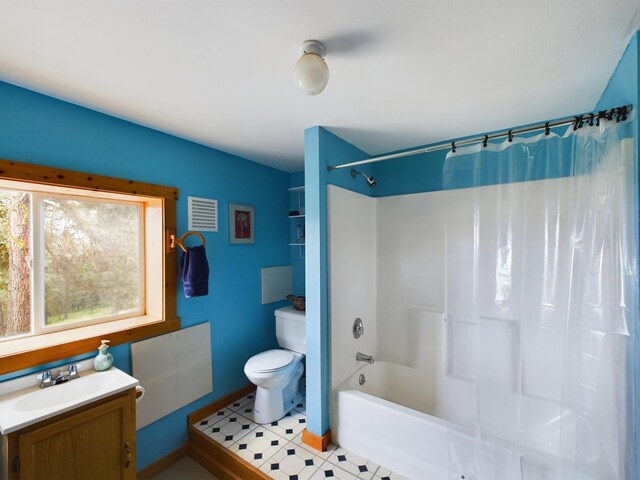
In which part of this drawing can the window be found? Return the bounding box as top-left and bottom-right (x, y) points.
(0, 159), (180, 374)
(1, 186), (146, 339)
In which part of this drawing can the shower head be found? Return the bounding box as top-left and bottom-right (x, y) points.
(351, 169), (376, 188)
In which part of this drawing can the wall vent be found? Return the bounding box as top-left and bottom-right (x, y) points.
(188, 196), (218, 232)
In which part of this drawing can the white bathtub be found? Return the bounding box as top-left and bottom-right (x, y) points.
(330, 362), (583, 480)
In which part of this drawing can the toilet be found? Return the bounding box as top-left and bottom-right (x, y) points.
(244, 306), (305, 424)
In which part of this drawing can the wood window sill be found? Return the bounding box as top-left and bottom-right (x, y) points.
(0, 315), (181, 375)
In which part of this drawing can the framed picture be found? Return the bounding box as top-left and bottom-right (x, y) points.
(229, 203), (255, 244)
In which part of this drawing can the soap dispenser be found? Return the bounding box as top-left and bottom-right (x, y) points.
(94, 339), (113, 371)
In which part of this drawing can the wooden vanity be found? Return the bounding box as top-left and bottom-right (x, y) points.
(1, 387), (136, 480)
(0, 365), (140, 480)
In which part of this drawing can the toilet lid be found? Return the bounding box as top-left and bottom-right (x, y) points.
(246, 350), (294, 373)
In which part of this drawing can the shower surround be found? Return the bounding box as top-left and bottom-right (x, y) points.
(327, 133), (635, 479)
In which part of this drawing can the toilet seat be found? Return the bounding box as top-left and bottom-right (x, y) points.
(245, 349), (294, 374)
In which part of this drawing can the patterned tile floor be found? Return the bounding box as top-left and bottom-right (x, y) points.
(193, 381), (409, 480)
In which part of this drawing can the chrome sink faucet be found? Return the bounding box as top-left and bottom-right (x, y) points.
(356, 352), (374, 364)
(37, 364), (80, 388)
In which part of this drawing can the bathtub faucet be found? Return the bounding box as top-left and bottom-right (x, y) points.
(356, 352), (374, 364)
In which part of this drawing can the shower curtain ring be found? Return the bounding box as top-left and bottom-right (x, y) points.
(620, 106), (628, 122)
(544, 122), (550, 136)
(451, 141), (456, 153)
(482, 135), (488, 148)
(507, 130), (513, 142)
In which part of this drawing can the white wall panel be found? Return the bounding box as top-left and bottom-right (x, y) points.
(132, 322), (212, 429)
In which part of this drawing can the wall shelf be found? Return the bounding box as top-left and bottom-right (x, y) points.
(289, 186), (305, 252)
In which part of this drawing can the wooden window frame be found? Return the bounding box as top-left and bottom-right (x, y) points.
(0, 158), (181, 375)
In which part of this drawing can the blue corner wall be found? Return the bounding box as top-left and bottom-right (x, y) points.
(303, 127), (372, 436)
(0, 80), (291, 470)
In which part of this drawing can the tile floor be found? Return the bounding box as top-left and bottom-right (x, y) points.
(193, 380), (409, 480)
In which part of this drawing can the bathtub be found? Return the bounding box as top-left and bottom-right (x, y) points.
(330, 362), (582, 480)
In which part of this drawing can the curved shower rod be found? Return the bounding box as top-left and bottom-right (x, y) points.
(326, 105), (632, 171)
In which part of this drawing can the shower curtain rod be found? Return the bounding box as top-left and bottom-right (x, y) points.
(326, 105), (632, 171)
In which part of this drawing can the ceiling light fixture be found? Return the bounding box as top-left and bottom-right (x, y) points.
(294, 40), (329, 95)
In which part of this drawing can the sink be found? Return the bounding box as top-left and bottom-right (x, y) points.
(0, 366), (138, 434)
(14, 373), (120, 412)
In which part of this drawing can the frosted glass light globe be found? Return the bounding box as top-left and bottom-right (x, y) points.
(294, 52), (329, 95)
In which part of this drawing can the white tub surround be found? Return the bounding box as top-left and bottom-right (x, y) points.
(327, 129), (636, 480)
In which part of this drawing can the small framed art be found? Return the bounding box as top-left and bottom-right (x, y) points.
(229, 203), (255, 244)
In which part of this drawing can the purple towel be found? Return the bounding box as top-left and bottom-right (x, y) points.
(180, 245), (209, 298)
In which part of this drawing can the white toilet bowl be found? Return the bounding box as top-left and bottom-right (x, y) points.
(244, 349), (304, 424)
(244, 306), (306, 424)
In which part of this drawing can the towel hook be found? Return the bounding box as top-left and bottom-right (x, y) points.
(173, 231), (205, 253)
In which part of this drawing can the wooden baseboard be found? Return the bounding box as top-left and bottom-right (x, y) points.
(188, 384), (255, 425)
(302, 429), (332, 452)
(137, 443), (188, 480)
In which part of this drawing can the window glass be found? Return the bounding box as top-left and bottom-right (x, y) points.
(42, 196), (143, 329)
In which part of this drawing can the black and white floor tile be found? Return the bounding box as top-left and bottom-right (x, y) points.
(200, 412), (258, 447)
(326, 447), (380, 480)
(268, 409), (307, 441)
(228, 426), (285, 469)
(195, 407), (234, 432)
(193, 378), (409, 480)
(259, 443), (321, 480)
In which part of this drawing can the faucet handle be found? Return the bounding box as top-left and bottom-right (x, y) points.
(68, 364), (80, 378)
(36, 370), (52, 388)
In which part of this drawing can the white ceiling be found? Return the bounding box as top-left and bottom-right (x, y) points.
(0, 1), (638, 172)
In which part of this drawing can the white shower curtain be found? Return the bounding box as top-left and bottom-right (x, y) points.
(441, 118), (637, 479)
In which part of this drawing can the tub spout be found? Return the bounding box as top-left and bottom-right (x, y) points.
(356, 352), (374, 364)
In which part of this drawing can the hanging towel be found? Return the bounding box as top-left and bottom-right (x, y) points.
(180, 245), (209, 298)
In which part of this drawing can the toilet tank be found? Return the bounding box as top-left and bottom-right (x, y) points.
(275, 306), (306, 353)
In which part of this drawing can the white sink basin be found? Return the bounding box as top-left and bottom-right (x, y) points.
(0, 367), (138, 434)
(14, 373), (121, 412)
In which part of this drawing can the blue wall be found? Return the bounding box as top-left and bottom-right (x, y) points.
(0, 80), (291, 470)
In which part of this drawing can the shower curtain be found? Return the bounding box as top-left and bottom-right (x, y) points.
(441, 118), (637, 479)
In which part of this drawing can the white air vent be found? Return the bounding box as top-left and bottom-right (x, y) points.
(188, 196), (218, 232)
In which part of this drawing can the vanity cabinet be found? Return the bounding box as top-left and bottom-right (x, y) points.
(2, 388), (136, 480)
